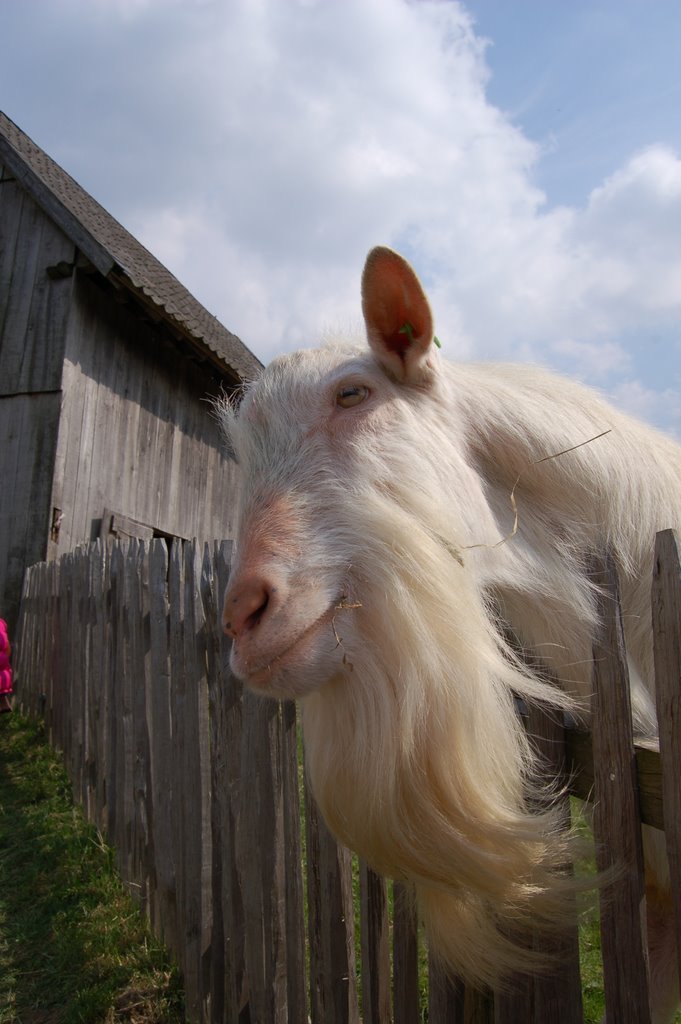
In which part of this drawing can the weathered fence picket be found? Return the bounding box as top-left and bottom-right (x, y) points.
(12, 532), (681, 1023)
(591, 552), (651, 1024)
(305, 783), (359, 1024)
(359, 864), (390, 1024)
(652, 529), (681, 990)
(392, 883), (419, 1024)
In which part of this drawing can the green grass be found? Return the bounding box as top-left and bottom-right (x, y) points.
(572, 805), (605, 1024)
(0, 713), (185, 1024)
(573, 804), (681, 1024)
(579, 905), (605, 1024)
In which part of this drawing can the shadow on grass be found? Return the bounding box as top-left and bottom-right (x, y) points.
(0, 714), (184, 1024)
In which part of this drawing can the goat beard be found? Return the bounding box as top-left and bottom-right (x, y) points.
(300, 496), (581, 988)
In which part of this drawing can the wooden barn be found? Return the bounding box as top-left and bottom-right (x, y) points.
(0, 111), (261, 632)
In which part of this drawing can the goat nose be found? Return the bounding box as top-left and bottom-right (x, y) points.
(222, 578), (273, 639)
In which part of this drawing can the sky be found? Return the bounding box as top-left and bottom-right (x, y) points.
(2, 0), (681, 434)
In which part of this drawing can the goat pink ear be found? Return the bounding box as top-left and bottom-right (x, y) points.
(361, 246), (435, 383)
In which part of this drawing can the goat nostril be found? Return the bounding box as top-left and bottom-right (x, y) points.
(222, 577), (278, 638)
(223, 578), (277, 639)
(244, 591), (269, 632)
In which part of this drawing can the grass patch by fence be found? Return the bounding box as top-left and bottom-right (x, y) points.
(0, 713), (185, 1024)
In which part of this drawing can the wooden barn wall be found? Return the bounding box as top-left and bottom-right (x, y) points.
(53, 272), (239, 555)
(0, 391), (61, 632)
(0, 160), (75, 630)
(0, 159), (74, 394)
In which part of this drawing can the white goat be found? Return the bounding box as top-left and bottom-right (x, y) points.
(220, 246), (681, 1022)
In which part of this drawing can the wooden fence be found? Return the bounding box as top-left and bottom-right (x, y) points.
(13, 531), (681, 1024)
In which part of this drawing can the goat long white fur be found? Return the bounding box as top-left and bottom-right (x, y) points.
(220, 247), (681, 1021)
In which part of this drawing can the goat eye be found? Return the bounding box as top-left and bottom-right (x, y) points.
(336, 384), (369, 408)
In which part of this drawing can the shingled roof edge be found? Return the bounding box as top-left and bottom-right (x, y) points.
(0, 112), (263, 383)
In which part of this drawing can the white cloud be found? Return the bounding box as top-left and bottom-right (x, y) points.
(609, 380), (681, 439)
(548, 338), (632, 383)
(572, 147), (681, 312)
(121, 0), (552, 357)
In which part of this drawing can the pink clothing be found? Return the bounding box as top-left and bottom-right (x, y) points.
(0, 618), (12, 695)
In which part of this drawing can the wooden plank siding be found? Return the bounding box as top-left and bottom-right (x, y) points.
(13, 534), (681, 1023)
(0, 160), (74, 395)
(0, 165), (75, 628)
(0, 390), (61, 629)
(51, 273), (239, 556)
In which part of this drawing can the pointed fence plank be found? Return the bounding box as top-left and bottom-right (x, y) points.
(205, 539), (249, 1023)
(127, 540), (152, 913)
(305, 779), (360, 1024)
(167, 539), (214, 1019)
(48, 559), (60, 736)
(359, 862), (391, 1024)
(100, 544), (115, 838)
(590, 550), (651, 1024)
(147, 539), (178, 956)
(280, 699), (307, 1024)
(652, 528), (681, 987)
(62, 553), (79, 788)
(168, 540), (199, 1013)
(106, 542), (125, 869)
(516, 700), (583, 1024)
(118, 541), (136, 887)
(76, 546), (91, 813)
(56, 551), (71, 758)
(237, 691), (289, 1023)
(201, 542), (227, 1024)
(187, 541), (214, 1024)
(177, 540), (213, 1021)
(393, 882), (420, 1024)
(428, 957), (493, 1024)
(88, 541), (107, 826)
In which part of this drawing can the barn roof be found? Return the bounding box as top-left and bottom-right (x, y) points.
(0, 112), (262, 383)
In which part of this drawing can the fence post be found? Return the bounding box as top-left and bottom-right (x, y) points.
(147, 538), (178, 958)
(305, 780), (360, 1024)
(280, 698), (308, 1023)
(237, 692), (289, 1023)
(201, 541), (227, 1024)
(427, 956), (493, 1023)
(392, 882), (419, 1024)
(205, 539), (249, 1023)
(181, 539), (213, 1021)
(106, 541), (127, 876)
(89, 540), (108, 830)
(527, 700), (583, 1024)
(359, 862), (391, 1024)
(651, 529), (681, 990)
(590, 550), (651, 1024)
